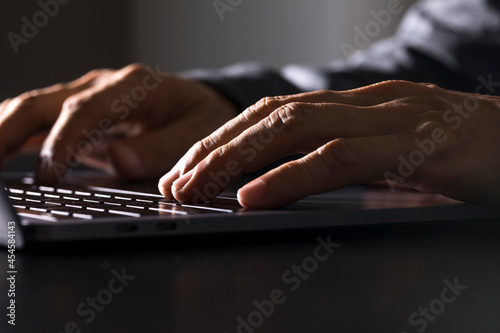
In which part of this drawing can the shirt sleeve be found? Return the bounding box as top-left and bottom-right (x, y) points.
(184, 0), (500, 111)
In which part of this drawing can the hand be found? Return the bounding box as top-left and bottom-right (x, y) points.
(0, 64), (237, 183)
(159, 80), (500, 208)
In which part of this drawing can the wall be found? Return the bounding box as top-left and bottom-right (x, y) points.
(0, 0), (130, 100)
(0, 0), (410, 171)
(129, 0), (408, 71)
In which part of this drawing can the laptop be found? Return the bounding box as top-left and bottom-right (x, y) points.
(2, 171), (500, 250)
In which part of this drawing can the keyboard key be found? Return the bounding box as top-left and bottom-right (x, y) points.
(38, 186), (55, 192)
(115, 196), (132, 201)
(66, 204), (83, 209)
(104, 202), (122, 207)
(125, 205), (145, 210)
(86, 207), (105, 212)
(72, 213), (93, 219)
(74, 191), (91, 196)
(50, 210), (71, 216)
(29, 207), (47, 212)
(8, 180), (242, 221)
(108, 210), (141, 218)
(44, 193), (61, 199)
(16, 208), (60, 221)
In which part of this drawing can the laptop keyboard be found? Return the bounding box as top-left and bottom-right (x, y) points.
(4, 178), (242, 221)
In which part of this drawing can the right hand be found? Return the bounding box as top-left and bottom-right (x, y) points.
(0, 64), (237, 184)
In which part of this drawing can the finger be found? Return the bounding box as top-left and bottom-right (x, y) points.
(34, 65), (167, 184)
(0, 95), (51, 160)
(166, 94), (337, 180)
(236, 135), (405, 208)
(166, 90), (382, 179)
(166, 81), (441, 185)
(163, 101), (406, 202)
(170, 91), (377, 176)
(348, 80), (449, 99)
(109, 112), (219, 180)
(0, 70), (104, 160)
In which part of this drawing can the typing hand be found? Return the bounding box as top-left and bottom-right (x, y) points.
(0, 64), (236, 184)
(159, 80), (500, 208)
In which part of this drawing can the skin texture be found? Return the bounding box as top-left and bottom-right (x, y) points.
(158, 80), (500, 208)
(3, 71), (500, 208)
(0, 64), (237, 184)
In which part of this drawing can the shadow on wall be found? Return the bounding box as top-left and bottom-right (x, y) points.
(0, 0), (130, 100)
(0, 0), (406, 172)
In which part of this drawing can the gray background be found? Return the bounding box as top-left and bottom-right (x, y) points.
(0, 0), (408, 170)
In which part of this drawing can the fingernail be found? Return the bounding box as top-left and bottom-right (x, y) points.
(237, 179), (267, 208)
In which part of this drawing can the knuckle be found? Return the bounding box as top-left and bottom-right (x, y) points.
(191, 140), (207, 156)
(413, 112), (447, 135)
(50, 82), (69, 91)
(204, 145), (227, 166)
(185, 136), (223, 170)
(122, 63), (149, 78)
(272, 95), (290, 102)
(215, 144), (229, 158)
(314, 89), (334, 96)
(375, 80), (446, 95)
(0, 98), (11, 109)
(86, 68), (107, 77)
(353, 80), (415, 95)
(86, 69), (102, 76)
(381, 80), (434, 92)
(79, 69), (109, 84)
(8, 93), (45, 124)
(258, 96), (280, 109)
(411, 114), (460, 147)
(283, 159), (314, 188)
(61, 96), (80, 112)
(240, 105), (258, 122)
(420, 82), (442, 91)
(61, 94), (93, 115)
(243, 96), (282, 119)
(195, 135), (218, 156)
(374, 79), (411, 88)
(83, 69), (103, 80)
(317, 139), (359, 173)
(16, 91), (41, 108)
(272, 102), (307, 132)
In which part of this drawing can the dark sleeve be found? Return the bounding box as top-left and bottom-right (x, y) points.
(184, 0), (500, 111)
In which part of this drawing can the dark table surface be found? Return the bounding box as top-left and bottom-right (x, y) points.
(1, 217), (500, 333)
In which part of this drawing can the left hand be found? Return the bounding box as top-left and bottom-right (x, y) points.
(158, 80), (500, 208)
